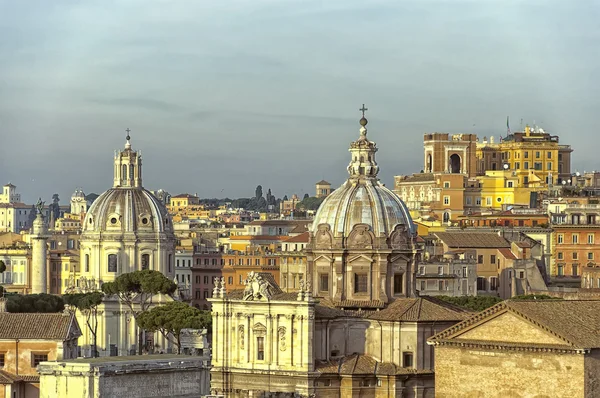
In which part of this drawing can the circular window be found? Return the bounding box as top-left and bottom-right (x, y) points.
(110, 217), (118, 224)
(142, 218), (148, 225)
(497, 197), (502, 202)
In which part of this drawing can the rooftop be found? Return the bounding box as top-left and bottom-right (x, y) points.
(0, 313), (78, 340)
(434, 232), (510, 248)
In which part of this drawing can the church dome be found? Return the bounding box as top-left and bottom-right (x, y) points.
(311, 114), (415, 240)
(82, 188), (173, 234)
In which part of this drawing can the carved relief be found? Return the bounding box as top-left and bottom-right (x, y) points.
(253, 323), (267, 337)
(347, 224), (373, 249)
(243, 271), (276, 301)
(238, 325), (245, 350)
(315, 224), (333, 249)
(389, 224), (409, 249)
(278, 326), (287, 351)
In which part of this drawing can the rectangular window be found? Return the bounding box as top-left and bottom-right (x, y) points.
(204, 276), (208, 284)
(419, 280), (425, 291)
(524, 161), (529, 170)
(547, 151), (552, 159)
(443, 181), (450, 188)
(239, 275), (243, 284)
(394, 274), (403, 294)
(477, 277), (487, 291)
(573, 234), (579, 244)
(515, 162), (520, 170)
(524, 151), (529, 159)
(557, 252), (563, 260)
(547, 162), (552, 170)
(0, 353), (4, 367)
(438, 280), (445, 291)
(228, 276), (233, 284)
(490, 277), (498, 291)
(557, 265), (564, 276)
(588, 234), (594, 244)
(573, 265), (579, 276)
(588, 252), (594, 260)
(475, 197), (481, 206)
(465, 196), (472, 205)
(558, 234), (564, 244)
(403, 352), (413, 368)
(256, 337), (265, 360)
(195, 276), (200, 284)
(443, 196), (450, 205)
(319, 274), (329, 292)
(177, 260), (180, 267)
(507, 181), (514, 188)
(486, 197), (492, 206)
(354, 274), (368, 293)
(477, 255), (483, 264)
(33, 353), (48, 366)
(535, 151), (540, 158)
(462, 267), (468, 277)
(524, 176), (529, 184)
(534, 162), (542, 170)
(573, 252), (578, 260)
(490, 255), (496, 264)
(107, 254), (117, 273)
(438, 266), (443, 276)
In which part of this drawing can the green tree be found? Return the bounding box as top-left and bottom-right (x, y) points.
(137, 301), (212, 354)
(296, 196), (325, 211)
(0, 260), (6, 274)
(512, 294), (560, 300)
(6, 293), (65, 313)
(435, 295), (503, 312)
(102, 270), (177, 355)
(64, 292), (104, 357)
(255, 185), (263, 199)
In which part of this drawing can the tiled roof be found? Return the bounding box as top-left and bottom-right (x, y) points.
(315, 354), (433, 376)
(430, 300), (600, 349)
(514, 241), (531, 248)
(369, 297), (472, 322)
(0, 370), (21, 384)
(316, 180), (331, 185)
(498, 248), (517, 260)
(397, 173), (435, 183)
(225, 289), (298, 302)
(284, 232), (309, 243)
(0, 313), (77, 340)
(171, 193), (198, 199)
(289, 223), (310, 234)
(434, 232), (510, 248)
(333, 299), (386, 309)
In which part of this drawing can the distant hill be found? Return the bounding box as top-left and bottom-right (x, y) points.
(85, 193), (100, 204)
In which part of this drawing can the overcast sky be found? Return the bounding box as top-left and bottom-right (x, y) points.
(1, 0), (598, 204)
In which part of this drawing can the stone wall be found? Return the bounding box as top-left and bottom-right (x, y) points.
(39, 355), (210, 398)
(435, 345), (586, 398)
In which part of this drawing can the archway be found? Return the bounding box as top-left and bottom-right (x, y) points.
(449, 154), (461, 173)
(426, 154), (432, 172)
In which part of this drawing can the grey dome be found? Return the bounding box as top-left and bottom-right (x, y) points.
(311, 180), (415, 238)
(82, 188), (173, 234)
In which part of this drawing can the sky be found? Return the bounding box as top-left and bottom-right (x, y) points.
(1, 0), (599, 204)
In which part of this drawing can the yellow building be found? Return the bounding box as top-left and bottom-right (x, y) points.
(474, 169), (533, 209)
(476, 125), (573, 186)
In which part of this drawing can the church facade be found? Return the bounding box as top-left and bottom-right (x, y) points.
(210, 112), (471, 397)
(68, 132), (177, 356)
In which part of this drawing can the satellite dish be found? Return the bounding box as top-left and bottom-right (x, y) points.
(503, 163), (509, 170)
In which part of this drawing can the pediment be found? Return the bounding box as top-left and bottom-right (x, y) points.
(347, 254), (373, 264)
(314, 254), (334, 263)
(389, 254), (411, 263)
(453, 311), (568, 346)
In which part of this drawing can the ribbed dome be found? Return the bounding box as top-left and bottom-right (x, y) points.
(311, 180), (415, 238)
(82, 188), (173, 234)
(311, 113), (415, 239)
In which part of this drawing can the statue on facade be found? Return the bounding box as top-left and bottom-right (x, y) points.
(243, 272), (275, 301)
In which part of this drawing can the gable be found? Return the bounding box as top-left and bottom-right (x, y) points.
(347, 254), (373, 264)
(454, 312), (567, 346)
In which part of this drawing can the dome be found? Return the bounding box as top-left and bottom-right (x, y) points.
(310, 113), (415, 239)
(312, 180), (415, 238)
(83, 188), (173, 234)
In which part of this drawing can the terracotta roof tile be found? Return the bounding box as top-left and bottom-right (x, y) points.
(0, 313), (77, 340)
(284, 232), (309, 243)
(430, 300), (600, 349)
(498, 248), (517, 260)
(369, 297), (472, 322)
(434, 232), (510, 248)
(316, 180), (331, 185)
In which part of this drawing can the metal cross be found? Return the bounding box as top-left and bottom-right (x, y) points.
(359, 104), (368, 117)
(125, 128), (131, 140)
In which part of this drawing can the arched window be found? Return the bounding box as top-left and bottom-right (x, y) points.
(129, 164), (135, 181)
(108, 254), (117, 272)
(121, 165), (127, 182)
(449, 154), (461, 173)
(443, 212), (451, 223)
(141, 254), (150, 270)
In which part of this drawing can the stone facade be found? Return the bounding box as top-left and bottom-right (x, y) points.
(429, 300), (600, 398)
(38, 355), (210, 398)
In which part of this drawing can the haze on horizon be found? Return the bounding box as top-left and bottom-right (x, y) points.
(1, 0), (598, 204)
